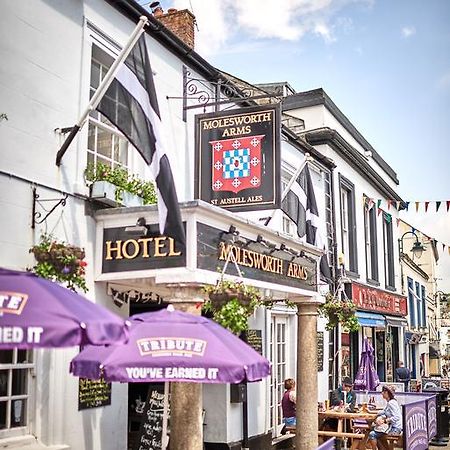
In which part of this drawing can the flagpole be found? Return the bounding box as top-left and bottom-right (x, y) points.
(55, 16), (149, 166)
(263, 153), (311, 226)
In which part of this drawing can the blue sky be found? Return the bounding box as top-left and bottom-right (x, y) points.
(162, 0), (450, 288)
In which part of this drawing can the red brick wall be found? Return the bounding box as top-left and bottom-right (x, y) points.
(157, 9), (195, 49)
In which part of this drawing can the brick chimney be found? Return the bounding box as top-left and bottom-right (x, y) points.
(155, 7), (195, 49)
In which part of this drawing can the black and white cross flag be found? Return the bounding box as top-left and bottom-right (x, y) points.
(281, 164), (332, 281)
(96, 35), (185, 245)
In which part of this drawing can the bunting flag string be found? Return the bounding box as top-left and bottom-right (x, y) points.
(362, 195), (450, 258)
(363, 197), (450, 213)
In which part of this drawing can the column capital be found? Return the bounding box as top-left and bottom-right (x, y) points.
(165, 284), (206, 313)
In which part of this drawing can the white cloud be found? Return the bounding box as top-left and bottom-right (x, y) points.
(172, 0), (371, 56)
(401, 26), (416, 38)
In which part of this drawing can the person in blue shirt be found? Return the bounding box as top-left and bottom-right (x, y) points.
(368, 385), (402, 449)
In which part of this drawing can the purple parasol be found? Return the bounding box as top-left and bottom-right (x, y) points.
(0, 267), (129, 348)
(70, 307), (271, 384)
(354, 337), (380, 391)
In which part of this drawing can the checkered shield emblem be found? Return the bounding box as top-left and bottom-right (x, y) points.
(211, 135), (264, 194)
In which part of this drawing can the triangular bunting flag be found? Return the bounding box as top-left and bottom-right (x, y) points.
(443, 243), (446, 253)
(387, 199), (392, 210)
(377, 199), (382, 208)
(377, 207), (382, 216)
(368, 199), (375, 210)
(396, 218), (401, 227)
(448, 247), (450, 256)
(405, 202), (410, 211)
(447, 200), (450, 212)
(411, 227), (415, 233)
(362, 195), (367, 206)
(384, 213), (392, 223)
(415, 202), (420, 212)
(396, 201), (401, 210)
(436, 201), (441, 212)
(425, 201), (430, 212)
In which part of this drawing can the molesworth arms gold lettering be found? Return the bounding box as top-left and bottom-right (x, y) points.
(218, 242), (308, 280)
(105, 237), (181, 261)
(202, 112), (273, 138)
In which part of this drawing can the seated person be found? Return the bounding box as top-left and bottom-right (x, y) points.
(368, 385), (402, 450)
(330, 377), (356, 412)
(321, 377), (356, 432)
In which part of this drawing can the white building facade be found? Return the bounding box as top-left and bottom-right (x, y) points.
(0, 1), (324, 449)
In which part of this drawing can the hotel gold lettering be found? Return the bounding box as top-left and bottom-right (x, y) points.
(218, 242), (308, 281)
(105, 237), (181, 261)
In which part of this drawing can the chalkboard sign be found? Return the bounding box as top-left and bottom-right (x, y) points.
(78, 377), (112, 410)
(244, 329), (263, 355)
(134, 384), (166, 450)
(317, 332), (324, 372)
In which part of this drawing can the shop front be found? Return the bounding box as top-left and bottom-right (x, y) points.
(93, 200), (322, 450)
(345, 282), (407, 383)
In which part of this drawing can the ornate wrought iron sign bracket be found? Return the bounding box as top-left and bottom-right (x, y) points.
(31, 187), (68, 229)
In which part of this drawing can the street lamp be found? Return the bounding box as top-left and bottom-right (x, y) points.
(399, 230), (425, 259)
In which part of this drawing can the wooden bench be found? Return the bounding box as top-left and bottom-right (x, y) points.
(384, 434), (403, 449)
(318, 430), (365, 449)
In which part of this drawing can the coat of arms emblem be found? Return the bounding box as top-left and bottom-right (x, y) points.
(211, 135), (264, 194)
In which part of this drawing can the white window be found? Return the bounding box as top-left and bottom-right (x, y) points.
(269, 315), (288, 434)
(87, 45), (129, 169)
(0, 350), (34, 433)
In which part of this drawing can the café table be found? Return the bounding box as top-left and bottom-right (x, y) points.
(318, 409), (378, 449)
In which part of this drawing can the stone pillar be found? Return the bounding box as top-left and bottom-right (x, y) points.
(166, 287), (205, 450)
(295, 300), (320, 450)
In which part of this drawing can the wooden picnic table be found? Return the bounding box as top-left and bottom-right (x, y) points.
(318, 409), (378, 449)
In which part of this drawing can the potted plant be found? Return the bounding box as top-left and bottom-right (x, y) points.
(202, 279), (262, 335)
(85, 162), (157, 207)
(318, 293), (359, 332)
(29, 234), (88, 292)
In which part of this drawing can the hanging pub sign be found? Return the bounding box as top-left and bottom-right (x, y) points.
(346, 282), (407, 316)
(195, 105), (281, 211)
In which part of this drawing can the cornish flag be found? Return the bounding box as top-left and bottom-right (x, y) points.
(281, 164), (332, 281)
(96, 35), (185, 245)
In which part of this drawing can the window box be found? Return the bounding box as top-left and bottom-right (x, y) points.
(122, 190), (144, 208)
(90, 180), (119, 207)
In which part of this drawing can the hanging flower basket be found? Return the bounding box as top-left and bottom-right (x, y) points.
(29, 234), (88, 292)
(318, 293), (359, 332)
(202, 279), (262, 335)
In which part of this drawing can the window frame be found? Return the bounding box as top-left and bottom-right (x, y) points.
(0, 350), (35, 437)
(364, 199), (378, 283)
(339, 175), (358, 275)
(383, 216), (395, 289)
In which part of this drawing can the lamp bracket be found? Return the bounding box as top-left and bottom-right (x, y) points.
(31, 187), (68, 229)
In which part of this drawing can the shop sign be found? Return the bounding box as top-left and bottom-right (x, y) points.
(195, 105), (281, 211)
(102, 225), (186, 274)
(403, 400), (428, 450)
(197, 223), (317, 291)
(78, 377), (111, 410)
(100, 222), (317, 293)
(347, 282), (407, 316)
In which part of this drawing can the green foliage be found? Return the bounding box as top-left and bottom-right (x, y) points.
(30, 234), (87, 292)
(85, 162), (157, 205)
(202, 280), (262, 335)
(318, 293), (360, 332)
